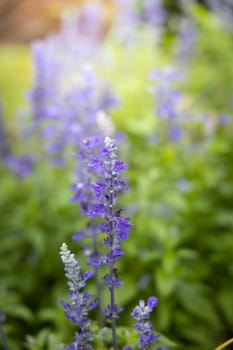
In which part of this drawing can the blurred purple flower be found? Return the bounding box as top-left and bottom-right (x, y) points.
(4, 154), (34, 177)
(150, 66), (185, 142)
(141, 0), (167, 27)
(176, 178), (190, 192)
(168, 125), (183, 141)
(218, 113), (230, 125)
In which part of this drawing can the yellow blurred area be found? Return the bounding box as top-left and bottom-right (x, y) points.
(0, 45), (31, 119)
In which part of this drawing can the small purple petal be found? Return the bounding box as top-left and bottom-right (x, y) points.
(83, 270), (94, 280)
(147, 296), (158, 309)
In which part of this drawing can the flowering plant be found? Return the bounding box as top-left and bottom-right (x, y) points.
(60, 137), (167, 350)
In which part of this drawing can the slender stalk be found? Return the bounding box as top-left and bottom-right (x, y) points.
(0, 324), (10, 350)
(215, 338), (233, 350)
(92, 232), (103, 326)
(110, 283), (117, 350)
(109, 169), (117, 350)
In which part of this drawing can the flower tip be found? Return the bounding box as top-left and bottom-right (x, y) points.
(84, 270), (94, 280)
(60, 242), (68, 251)
(147, 296), (158, 309)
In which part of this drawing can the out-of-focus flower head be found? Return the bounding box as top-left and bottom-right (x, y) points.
(21, 5), (118, 168)
(113, 0), (166, 45)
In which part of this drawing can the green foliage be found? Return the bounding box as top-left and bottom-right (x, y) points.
(185, 4), (233, 112)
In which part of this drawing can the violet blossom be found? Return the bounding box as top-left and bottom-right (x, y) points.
(60, 243), (98, 350)
(27, 39), (117, 164)
(92, 136), (132, 350)
(71, 136), (133, 350)
(62, 135), (168, 349)
(19, 6), (118, 168)
(150, 67), (184, 142)
(124, 297), (161, 350)
(3, 153), (34, 178)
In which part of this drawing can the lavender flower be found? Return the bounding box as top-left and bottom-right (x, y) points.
(60, 243), (98, 350)
(131, 297), (160, 350)
(113, 0), (139, 45)
(87, 136), (131, 267)
(168, 125), (183, 141)
(71, 136), (132, 269)
(150, 67), (183, 122)
(18, 6), (118, 168)
(150, 67), (186, 142)
(71, 137), (106, 324)
(175, 18), (196, 65)
(61, 136), (168, 350)
(218, 113), (230, 125)
(93, 137), (132, 349)
(4, 153), (34, 177)
(27, 41), (117, 163)
(71, 136), (132, 350)
(71, 136), (105, 263)
(75, 1), (105, 43)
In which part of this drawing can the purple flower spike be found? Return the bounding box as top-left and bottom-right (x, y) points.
(131, 298), (160, 350)
(60, 243), (97, 350)
(77, 136), (132, 350)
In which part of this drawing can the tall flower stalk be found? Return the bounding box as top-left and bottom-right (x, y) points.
(91, 137), (131, 350)
(72, 136), (132, 349)
(60, 243), (98, 350)
(62, 136), (166, 350)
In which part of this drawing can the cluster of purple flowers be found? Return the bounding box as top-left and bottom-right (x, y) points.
(26, 30), (117, 165)
(124, 297), (168, 350)
(150, 66), (230, 144)
(70, 137), (132, 349)
(60, 242), (98, 350)
(131, 297), (159, 349)
(0, 100), (34, 177)
(61, 136), (166, 350)
(6, 4), (117, 175)
(150, 67), (184, 142)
